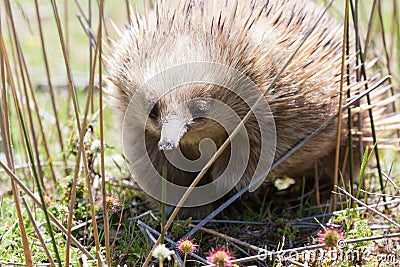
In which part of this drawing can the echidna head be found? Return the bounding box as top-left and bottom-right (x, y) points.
(141, 68), (254, 154)
(146, 87), (215, 151)
(115, 61), (276, 205)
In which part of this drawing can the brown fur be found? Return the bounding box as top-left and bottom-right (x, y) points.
(105, 0), (381, 218)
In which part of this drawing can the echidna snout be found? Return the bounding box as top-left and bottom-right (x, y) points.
(158, 112), (190, 151)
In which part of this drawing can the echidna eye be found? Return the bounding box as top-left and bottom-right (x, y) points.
(149, 105), (159, 119)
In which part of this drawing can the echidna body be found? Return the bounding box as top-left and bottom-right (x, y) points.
(106, 0), (362, 217)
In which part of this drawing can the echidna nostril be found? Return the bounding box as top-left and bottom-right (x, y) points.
(158, 140), (175, 151)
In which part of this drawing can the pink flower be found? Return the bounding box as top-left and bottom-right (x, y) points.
(317, 226), (344, 248)
(177, 237), (197, 255)
(96, 194), (121, 213)
(206, 246), (235, 267)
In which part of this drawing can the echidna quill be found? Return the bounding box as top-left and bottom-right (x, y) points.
(105, 0), (394, 218)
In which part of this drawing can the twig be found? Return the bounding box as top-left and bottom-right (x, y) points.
(21, 196), (56, 266)
(359, 189), (400, 198)
(33, 0), (67, 174)
(190, 219), (268, 225)
(189, 223), (262, 252)
(294, 198), (400, 222)
(96, 0), (111, 265)
(382, 171), (400, 192)
(332, 0), (350, 212)
(336, 185), (400, 228)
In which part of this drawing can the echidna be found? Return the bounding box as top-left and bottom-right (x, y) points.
(105, 0), (385, 218)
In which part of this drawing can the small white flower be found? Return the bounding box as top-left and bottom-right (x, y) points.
(90, 139), (101, 152)
(152, 244), (174, 261)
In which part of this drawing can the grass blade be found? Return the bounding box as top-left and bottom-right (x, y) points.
(34, 0), (67, 174)
(331, 0), (350, 212)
